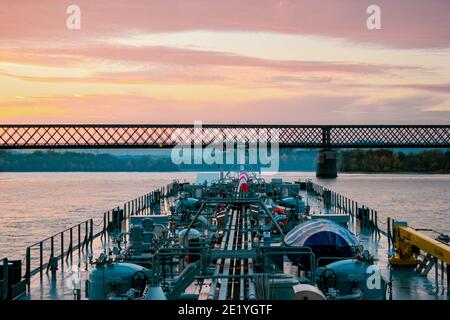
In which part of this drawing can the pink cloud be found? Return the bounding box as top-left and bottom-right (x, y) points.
(1, 0), (449, 48)
(3, 93), (449, 125)
(0, 45), (418, 82)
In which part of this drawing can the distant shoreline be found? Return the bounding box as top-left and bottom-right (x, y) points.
(0, 170), (447, 174)
(1, 149), (448, 174)
(339, 171), (449, 175)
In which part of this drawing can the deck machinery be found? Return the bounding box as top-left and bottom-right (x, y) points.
(86, 172), (387, 300)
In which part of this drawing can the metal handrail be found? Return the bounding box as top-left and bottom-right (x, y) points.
(22, 184), (170, 290)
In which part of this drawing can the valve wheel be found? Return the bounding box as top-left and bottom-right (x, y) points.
(131, 271), (149, 295)
(319, 268), (337, 292)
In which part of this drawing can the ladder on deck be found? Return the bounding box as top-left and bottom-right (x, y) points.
(416, 254), (435, 276)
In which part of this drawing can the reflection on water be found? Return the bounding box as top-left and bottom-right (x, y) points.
(1, 172), (449, 261)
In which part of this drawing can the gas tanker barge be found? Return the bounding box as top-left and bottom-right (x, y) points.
(1, 171), (449, 300)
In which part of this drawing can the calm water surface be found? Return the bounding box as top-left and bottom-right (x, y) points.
(0, 172), (449, 259)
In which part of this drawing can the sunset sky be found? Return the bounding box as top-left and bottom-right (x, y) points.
(0, 0), (449, 124)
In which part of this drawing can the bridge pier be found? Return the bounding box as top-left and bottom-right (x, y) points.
(316, 149), (337, 178)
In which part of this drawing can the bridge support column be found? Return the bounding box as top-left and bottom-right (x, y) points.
(316, 149), (337, 178)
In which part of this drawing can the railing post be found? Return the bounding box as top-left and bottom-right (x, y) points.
(90, 219), (93, 246)
(46, 235), (55, 273)
(85, 220), (88, 248)
(39, 241), (43, 277)
(363, 206), (366, 229)
(50, 236), (54, 258)
(387, 217), (391, 248)
(69, 228), (73, 262)
(435, 257), (439, 291)
(334, 193), (337, 210)
(447, 263), (449, 291)
(392, 218), (396, 245)
(370, 210), (373, 231)
(78, 224), (81, 263)
(61, 232), (64, 270)
(26, 247), (31, 290)
(375, 211), (379, 235)
(103, 212), (107, 235)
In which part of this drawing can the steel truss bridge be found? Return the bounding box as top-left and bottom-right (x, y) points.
(0, 125), (449, 149)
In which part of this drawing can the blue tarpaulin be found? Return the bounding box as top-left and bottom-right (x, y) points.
(285, 219), (358, 259)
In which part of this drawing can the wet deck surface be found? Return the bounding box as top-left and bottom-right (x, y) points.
(21, 189), (449, 300)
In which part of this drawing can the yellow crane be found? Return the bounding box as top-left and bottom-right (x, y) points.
(389, 221), (450, 267)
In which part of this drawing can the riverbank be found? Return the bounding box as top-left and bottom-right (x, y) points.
(0, 149), (448, 173)
(338, 149), (449, 174)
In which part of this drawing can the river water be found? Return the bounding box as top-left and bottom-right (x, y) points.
(0, 172), (449, 260)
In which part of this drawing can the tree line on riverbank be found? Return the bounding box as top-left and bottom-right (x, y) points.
(338, 149), (449, 173)
(0, 149), (317, 172)
(0, 150), (179, 172)
(0, 149), (448, 173)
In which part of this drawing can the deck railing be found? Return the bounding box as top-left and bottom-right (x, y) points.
(306, 181), (382, 236)
(0, 184), (171, 299)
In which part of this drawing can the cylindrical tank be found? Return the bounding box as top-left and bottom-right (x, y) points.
(196, 216), (209, 230)
(293, 284), (326, 300)
(281, 187), (289, 198)
(280, 197), (305, 212)
(178, 228), (201, 263)
(177, 198), (200, 210)
(88, 263), (146, 300)
(315, 260), (386, 300)
(194, 187), (203, 199)
(178, 228), (201, 244)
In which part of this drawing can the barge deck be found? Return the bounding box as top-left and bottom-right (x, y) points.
(1, 173), (449, 300)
